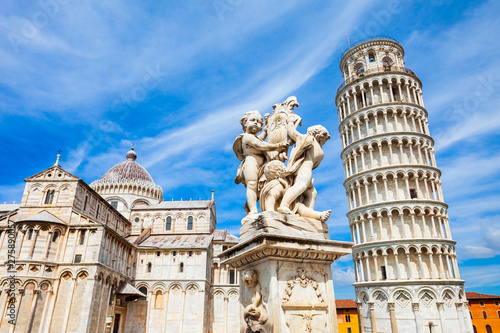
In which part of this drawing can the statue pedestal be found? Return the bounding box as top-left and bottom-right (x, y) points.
(220, 215), (352, 333)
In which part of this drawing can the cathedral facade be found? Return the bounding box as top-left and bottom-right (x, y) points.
(0, 149), (240, 333)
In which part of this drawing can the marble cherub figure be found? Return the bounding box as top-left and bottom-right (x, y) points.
(234, 111), (288, 215)
(277, 114), (331, 222)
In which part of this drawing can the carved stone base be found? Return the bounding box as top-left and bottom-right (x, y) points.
(220, 231), (352, 333)
(240, 211), (329, 242)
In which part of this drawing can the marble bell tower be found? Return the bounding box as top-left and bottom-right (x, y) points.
(335, 36), (473, 333)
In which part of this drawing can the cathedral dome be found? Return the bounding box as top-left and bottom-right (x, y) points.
(90, 148), (163, 203)
(100, 148), (155, 185)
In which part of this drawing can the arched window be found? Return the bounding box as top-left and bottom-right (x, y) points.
(497, 310), (500, 318)
(138, 286), (148, 296)
(166, 217), (172, 231)
(147, 262), (152, 273)
(483, 311), (487, 319)
(44, 190), (55, 204)
(28, 229), (33, 240)
(473, 325), (477, 333)
(52, 232), (58, 242)
(368, 51), (375, 63)
(83, 196), (88, 211)
(110, 201), (118, 209)
(179, 263), (184, 273)
(345, 314), (351, 322)
(154, 291), (163, 308)
(486, 325), (492, 333)
(187, 216), (193, 230)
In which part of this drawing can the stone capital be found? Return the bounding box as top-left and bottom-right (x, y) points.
(388, 302), (395, 310)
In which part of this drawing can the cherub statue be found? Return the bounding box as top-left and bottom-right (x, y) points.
(260, 160), (331, 221)
(234, 111), (288, 215)
(277, 115), (332, 222)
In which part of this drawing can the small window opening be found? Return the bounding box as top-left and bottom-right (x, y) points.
(156, 251), (161, 257)
(110, 201), (118, 209)
(134, 217), (140, 223)
(166, 216), (172, 230)
(381, 266), (387, 280)
(187, 216), (193, 230)
(483, 311), (487, 319)
(495, 301), (499, 306)
(52, 232), (58, 242)
(189, 251), (193, 257)
(79, 230), (86, 245)
(44, 190), (55, 204)
(347, 328), (352, 333)
(486, 325), (492, 333)
(229, 269), (235, 284)
(179, 263), (184, 273)
(147, 262), (152, 273)
(410, 189), (418, 199)
(83, 196), (88, 211)
(28, 229), (33, 240)
(74, 254), (82, 263)
(480, 301), (485, 307)
(345, 314), (351, 323)
(96, 205), (100, 219)
(173, 251), (177, 256)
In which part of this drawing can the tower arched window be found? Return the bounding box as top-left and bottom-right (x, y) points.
(187, 216), (193, 231)
(44, 190), (55, 204)
(52, 232), (58, 242)
(179, 262), (184, 273)
(28, 229), (33, 240)
(368, 51), (375, 63)
(166, 217), (172, 231)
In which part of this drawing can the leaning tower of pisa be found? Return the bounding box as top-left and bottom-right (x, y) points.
(335, 37), (473, 333)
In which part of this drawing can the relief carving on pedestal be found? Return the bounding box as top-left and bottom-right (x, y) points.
(243, 270), (268, 333)
(282, 268), (327, 333)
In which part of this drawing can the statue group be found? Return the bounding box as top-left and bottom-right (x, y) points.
(233, 96), (331, 223)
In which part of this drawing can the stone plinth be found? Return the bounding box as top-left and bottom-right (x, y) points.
(220, 218), (352, 333)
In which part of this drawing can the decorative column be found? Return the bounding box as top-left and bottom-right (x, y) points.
(368, 302), (378, 333)
(412, 303), (422, 333)
(388, 302), (398, 333)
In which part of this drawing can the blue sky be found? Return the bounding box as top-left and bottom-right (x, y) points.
(1, 0), (499, 299)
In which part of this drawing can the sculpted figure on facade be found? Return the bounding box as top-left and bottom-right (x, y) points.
(242, 270), (268, 332)
(234, 97), (331, 223)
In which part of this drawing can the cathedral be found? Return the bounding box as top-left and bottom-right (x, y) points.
(0, 148), (240, 332)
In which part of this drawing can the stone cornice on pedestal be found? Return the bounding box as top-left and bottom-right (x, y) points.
(220, 233), (352, 269)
